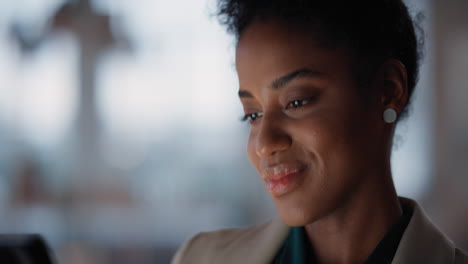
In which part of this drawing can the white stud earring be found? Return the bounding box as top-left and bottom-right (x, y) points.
(383, 108), (397, 123)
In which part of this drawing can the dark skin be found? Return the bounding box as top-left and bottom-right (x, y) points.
(236, 20), (409, 264)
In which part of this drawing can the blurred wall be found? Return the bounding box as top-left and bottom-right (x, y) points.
(425, 0), (468, 250)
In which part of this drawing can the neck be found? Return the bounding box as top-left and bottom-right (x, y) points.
(304, 172), (402, 264)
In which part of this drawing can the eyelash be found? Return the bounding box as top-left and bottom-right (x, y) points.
(241, 98), (314, 123)
(286, 98), (313, 109)
(241, 112), (263, 123)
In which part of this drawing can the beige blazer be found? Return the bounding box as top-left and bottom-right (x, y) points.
(172, 198), (468, 264)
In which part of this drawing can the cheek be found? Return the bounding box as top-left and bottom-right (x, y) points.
(297, 113), (368, 181)
(292, 118), (332, 154)
(292, 115), (355, 173)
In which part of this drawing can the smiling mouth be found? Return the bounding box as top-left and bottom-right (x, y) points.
(262, 164), (307, 197)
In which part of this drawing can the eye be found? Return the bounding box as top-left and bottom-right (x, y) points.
(286, 98), (313, 109)
(241, 112), (264, 123)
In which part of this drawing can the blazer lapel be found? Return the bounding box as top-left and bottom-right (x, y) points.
(214, 218), (290, 264)
(392, 198), (455, 264)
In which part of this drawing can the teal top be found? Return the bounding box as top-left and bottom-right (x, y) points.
(270, 226), (314, 264)
(271, 207), (412, 264)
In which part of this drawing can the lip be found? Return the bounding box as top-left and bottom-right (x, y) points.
(262, 163), (307, 197)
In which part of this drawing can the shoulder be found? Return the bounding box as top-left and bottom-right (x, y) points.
(395, 197), (468, 264)
(171, 219), (289, 264)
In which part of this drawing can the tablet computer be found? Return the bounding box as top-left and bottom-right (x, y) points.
(0, 235), (54, 264)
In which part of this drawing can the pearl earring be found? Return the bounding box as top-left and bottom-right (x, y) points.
(383, 108), (397, 123)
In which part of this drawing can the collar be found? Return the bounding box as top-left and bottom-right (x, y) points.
(270, 197), (455, 264)
(391, 197), (455, 263)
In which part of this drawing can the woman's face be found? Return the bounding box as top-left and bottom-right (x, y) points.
(236, 20), (385, 226)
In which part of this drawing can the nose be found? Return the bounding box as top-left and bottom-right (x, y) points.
(255, 115), (292, 158)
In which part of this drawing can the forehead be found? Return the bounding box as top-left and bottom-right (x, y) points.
(235, 20), (353, 89)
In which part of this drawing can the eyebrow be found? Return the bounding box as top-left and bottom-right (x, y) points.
(238, 68), (325, 98)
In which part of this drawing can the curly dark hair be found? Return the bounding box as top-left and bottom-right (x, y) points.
(217, 0), (424, 120)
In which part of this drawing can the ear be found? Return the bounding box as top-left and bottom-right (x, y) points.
(376, 59), (409, 114)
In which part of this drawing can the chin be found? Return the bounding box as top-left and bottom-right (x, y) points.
(272, 187), (343, 227)
(274, 198), (323, 227)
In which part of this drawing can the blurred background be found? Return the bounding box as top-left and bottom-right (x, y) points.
(0, 0), (466, 263)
